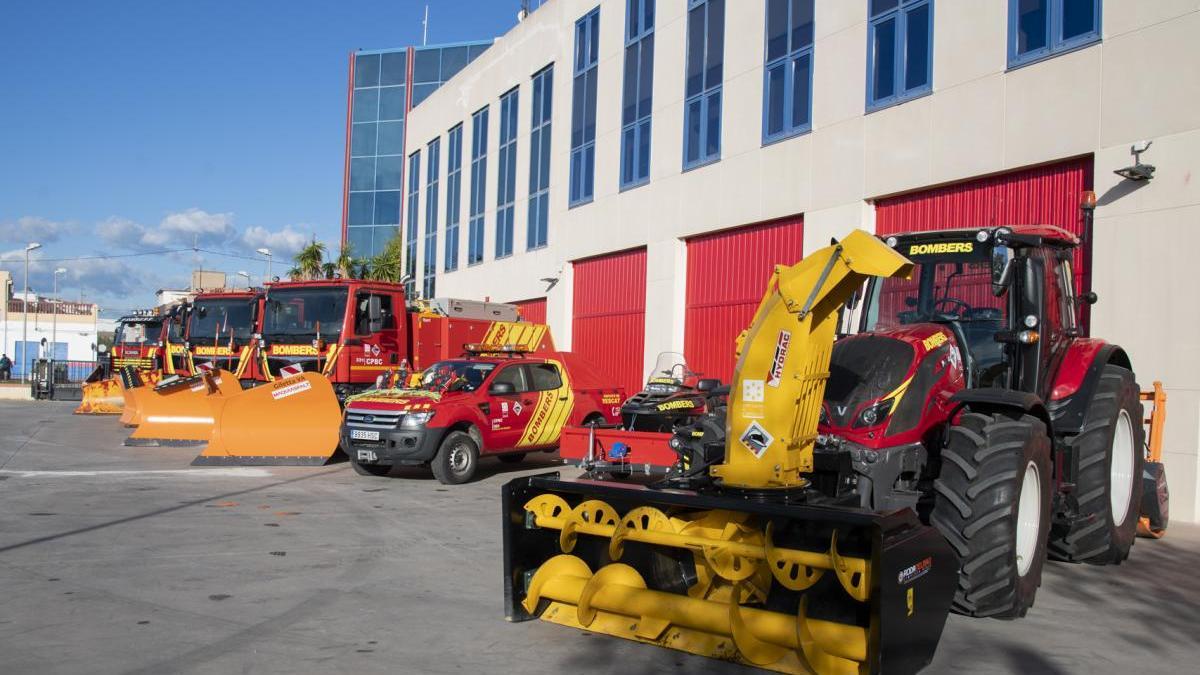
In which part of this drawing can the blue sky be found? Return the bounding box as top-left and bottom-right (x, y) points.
(0, 0), (518, 316)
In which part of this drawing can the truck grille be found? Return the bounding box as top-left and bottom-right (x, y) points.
(345, 408), (403, 430)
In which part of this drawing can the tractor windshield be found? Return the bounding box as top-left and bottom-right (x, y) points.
(420, 360), (497, 393)
(190, 299), (256, 341)
(862, 254), (1006, 332)
(262, 289), (348, 342)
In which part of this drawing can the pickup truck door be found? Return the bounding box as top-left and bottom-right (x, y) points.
(485, 364), (534, 450)
(517, 362), (573, 449)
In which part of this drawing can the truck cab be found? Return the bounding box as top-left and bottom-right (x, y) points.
(341, 348), (623, 484)
(185, 289), (261, 383)
(111, 311), (167, 372)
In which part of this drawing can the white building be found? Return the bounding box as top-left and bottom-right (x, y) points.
(347, 1), (1200, 521)
(0, 270), (101, 377)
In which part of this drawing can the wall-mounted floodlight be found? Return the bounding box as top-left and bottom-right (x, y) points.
(1114, 140), (1156, 181)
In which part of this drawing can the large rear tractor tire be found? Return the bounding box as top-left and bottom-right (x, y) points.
(1048, 365), (1144, 564)
(431, 431), (480, 485)
(931, 410), (1052, 618)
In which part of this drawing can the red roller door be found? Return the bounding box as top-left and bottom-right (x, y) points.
(572, 248), (647, 394)
(875, 157), (1094, 307)
(512, 297), (547, 325)
(685, 216), (805, 383)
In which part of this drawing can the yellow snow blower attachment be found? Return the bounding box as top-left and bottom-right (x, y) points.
(192, 372), (342, 465)
(503, 230), (957, 675)
(123, 370), (242, 447)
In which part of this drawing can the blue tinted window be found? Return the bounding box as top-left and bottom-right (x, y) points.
(354, 53), (380, 87)
(1008, 0), (1100, 67)
(570, 8), (600, 206)
(411, 83), (438, 107)
(351, 123), (377, 157)
(350, 157), (376, 192)
(413, 50), (441, 83)
(374, 190), (401, 225)
(528, 65), (553, 249)
(445, 124), (463, 272)
(378, 86), (406, 120)
(763, 0), (814, 142)
(349, 192), (374, 226)
(468, 107), (489, 265)
(375, 154), (404, 191)
(440, 46), (470, 80)
(424, 138), (440, 298)
(405, 151), (421, 297)
(867, 0), (932, 110)
(684, 0), (724, 168)
(347, 226), (373, 260)
(353, 88), (379, 123)
(621, 0), (654, 188)
(380, 51), (408, 85)
(377, 121), (405, 155)
(496, 88), (518, 258)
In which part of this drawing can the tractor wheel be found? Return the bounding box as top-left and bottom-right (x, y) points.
(497, 452), (526, 464)
(931, 409), (1052, 618)
(431, 431), (480, 485)
(1048, 365), (1144, 564)
(350, 456), (394, 477)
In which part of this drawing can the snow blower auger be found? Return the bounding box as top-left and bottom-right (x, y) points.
(503, 230), (957, 675)
(192, 371), (342, 466)
(123, 370), (242, 447)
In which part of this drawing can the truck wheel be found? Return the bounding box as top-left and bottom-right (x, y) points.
(350, 456), (394, 477)
(497, 453), (526, 464)
(431, 431), (479, 485)
(1048, 365), (1144, 564)
(931, 410), (1052, 618)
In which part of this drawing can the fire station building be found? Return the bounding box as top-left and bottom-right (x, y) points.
(342, 1), (1200, 521)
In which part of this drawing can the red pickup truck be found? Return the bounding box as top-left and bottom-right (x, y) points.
(340, 349), (625, 484)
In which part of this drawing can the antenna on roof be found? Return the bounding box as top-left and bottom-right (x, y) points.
(422, 4), (429, 46)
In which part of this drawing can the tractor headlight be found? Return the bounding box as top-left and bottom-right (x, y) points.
(853, 399), (894, 428)
(401, 411), (435, 428)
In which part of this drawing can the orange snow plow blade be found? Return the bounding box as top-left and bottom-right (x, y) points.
(192, 372), (342, 466)
(75, 377), (124, 415)
(118, 368), (162, 427)
(124, 370), (242, 447)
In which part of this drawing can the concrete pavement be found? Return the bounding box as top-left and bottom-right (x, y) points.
(0, 401), (1196, 674)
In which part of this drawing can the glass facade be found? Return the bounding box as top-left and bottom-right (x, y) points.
(445, 123), (463, 272)
(344, 42), (491, 258)
(496, 88), (519, 258)
(468, 107), (489, 265)
(621, 0), (655, 188)
(347, 49), (408, 259)
(528, 65), (553, 250)
(570, 8), (600, 206)
(424, 138), (440, 298)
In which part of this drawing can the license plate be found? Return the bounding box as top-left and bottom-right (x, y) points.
(351, 429), (380, 441)
(356, 449), (378, 462)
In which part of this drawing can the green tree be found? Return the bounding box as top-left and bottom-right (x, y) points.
(368, 236), (404, 282)
(293, 240), (327, 280)
(335, 243), (356, 278)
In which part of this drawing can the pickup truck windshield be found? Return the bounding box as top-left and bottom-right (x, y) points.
(262, 289), (348, 341)
(421, 360), (498, 392)
(189, 299), (255, 341)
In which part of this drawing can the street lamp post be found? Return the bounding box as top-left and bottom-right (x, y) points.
(52, 267), (66, 364)
(256, 248), (272, 283)
(21, 242), (41, 382)
(237, 271), (251, 288)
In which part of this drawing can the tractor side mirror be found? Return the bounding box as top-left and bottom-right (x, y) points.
(991, 245), (1015, 296)
(696, 378), (721, 393)
(489, 381), (516, 395)
(368, 295), (383, 333)
(1079, 291), (1098, 305)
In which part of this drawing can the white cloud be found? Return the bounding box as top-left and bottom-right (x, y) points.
(141, 208), (237, 248)
(241, 225), (310, 258)
(0, 216), (74, 245)
(97, 217), (146, 249)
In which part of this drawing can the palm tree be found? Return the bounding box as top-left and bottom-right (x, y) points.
(293, 240), (327, 280)
(335, 243), (356, 278)
(286, 266), (304, 281)
(321, 262), (336, 279)
(368, 237), (404, 282)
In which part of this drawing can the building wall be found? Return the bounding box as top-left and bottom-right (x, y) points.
(399, 0), (1200, 519)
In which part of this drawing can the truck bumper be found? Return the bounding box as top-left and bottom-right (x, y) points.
(341, 426), (443, 466)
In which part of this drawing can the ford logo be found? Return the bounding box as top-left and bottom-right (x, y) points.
(362, 415), (375, 424)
